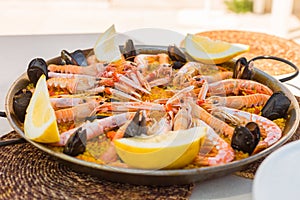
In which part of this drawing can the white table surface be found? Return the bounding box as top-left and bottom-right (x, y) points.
(0, 33), (254, 199)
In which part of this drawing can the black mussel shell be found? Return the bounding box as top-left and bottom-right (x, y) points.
(61, 49), (88, 66)
(86, 115), (109, 122)
(124, 110), (147, 138)
(13, 89), (32, 122)
(122, 39), (137, 61)
(172, 61), (185, 69)
(27, 58), (48, 85)
(261, 91), (291, 120)
(168, 44), (187, 64)
(231, 122), (260, 154)
(61, 50), (79, 65)
(233, 57), (254, 80)
(63, 127), (87, 156)
(71, 50), (88, 66)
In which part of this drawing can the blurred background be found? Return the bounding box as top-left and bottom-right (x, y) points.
(0, 0), (300, 41)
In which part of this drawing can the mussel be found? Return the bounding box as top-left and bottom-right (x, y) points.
(13, 88), (32, 122)
(124, 110), (147, 138)
(63, 127), (87, 156)
(168, 45), (187, 69)
(71, 50), (88, 66)
(233, 57), (254, 80)
(61, 49), (87, 66)
(85, 115), (109, 122)
(231, 122), (260, 155)
(27, 58), (48, 85)
(261, 91), (291, 120)
(122, 39), (137, 62)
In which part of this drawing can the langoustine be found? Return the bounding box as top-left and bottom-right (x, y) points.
(23, 40), (288, 169)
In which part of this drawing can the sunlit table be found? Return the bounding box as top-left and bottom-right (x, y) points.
(0, 34), (254, 199)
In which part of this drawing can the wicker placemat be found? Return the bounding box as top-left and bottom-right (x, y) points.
(1, 97), (299, 199)
(0, 132), (193, 200)
(196, 30), (300, 76)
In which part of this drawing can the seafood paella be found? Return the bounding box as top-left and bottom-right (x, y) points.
(12, 27), (292, 170)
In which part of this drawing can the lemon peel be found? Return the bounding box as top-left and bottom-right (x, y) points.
(24, 75), (60, 143)
(93, 24), (122, 63)
(114, 126), (206, 169)
(184, 34), (249, 64)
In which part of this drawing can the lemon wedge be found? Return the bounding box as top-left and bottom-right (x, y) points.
(93, 24), (122, 63)
(114, 127), (206, 169)
(184, 34), (249, 64)
(24, 75), (60, 143)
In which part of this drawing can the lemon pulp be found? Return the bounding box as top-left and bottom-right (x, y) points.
(93, 24), (122, 63)
(114, 126), (206, 169)
(24, 75), (60, 143)
(184, 34), (249, 64)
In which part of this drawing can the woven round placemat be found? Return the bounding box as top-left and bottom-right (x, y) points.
(236, 96), (300, 179)
(1, 97), (299, 199)
(196, 30), (300, 76)
(0, 132), (193, 200)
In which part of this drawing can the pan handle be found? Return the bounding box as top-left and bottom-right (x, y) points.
(0, 138), (26, 147)
(248, 55), (299, 82)
(0, 111), (6, 118)
(0, 111), (27, 146)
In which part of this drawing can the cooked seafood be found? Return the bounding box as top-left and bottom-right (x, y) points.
(63, 127), (87, 156)
(207, 79), (273, 96)
(61, 49), (88, 66)
(201, 93), (270, 110)
(52, 112), (134, 146)
(261, 91), (291, 120)
(13, 88), (32, 122)
(211, 106), (282, 154)
(233, 57), (254, 80)
(231, 122), (260, 154)
(27, 58), (48, 85)
(122, 39), (137, 61)
(168, 44), (187, 69)
(17, 40), (290, 170)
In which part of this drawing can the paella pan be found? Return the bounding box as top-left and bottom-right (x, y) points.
(3, 28), (300, 185)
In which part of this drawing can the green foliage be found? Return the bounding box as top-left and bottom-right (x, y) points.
(224, 0), (253, 13)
